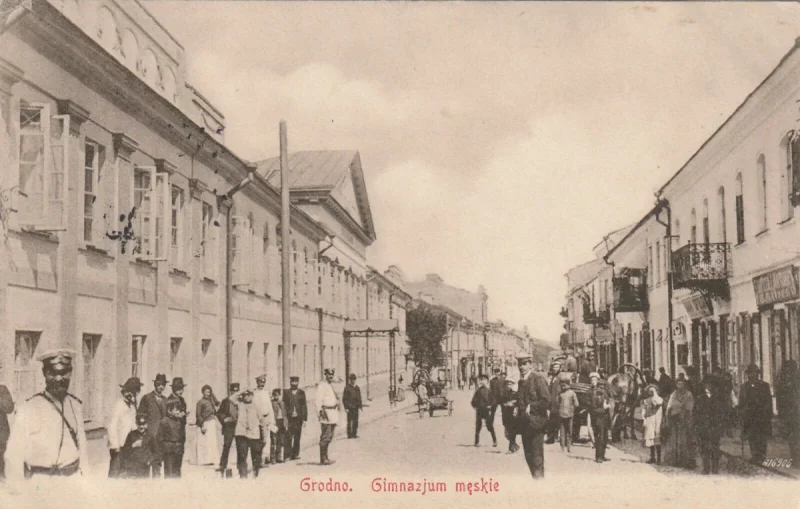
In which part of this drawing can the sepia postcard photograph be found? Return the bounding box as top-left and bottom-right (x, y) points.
(0, 0), (799, 508)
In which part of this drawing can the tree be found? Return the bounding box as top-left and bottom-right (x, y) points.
(406, 305), (447, 370)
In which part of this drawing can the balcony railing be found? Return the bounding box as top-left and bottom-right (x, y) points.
(583, 303), (610, 326)
(613, 269), (648, 313)
(671, 242), (732, 298)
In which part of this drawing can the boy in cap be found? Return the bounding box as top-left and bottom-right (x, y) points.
(471, 374), (497, 447)
(217, 383), (241, 478)
(107, 377), (144, 478)
(343, 374), (363, 439)
(158, 398), (186, 478)
(284, 375), (308, 460)
(138, 374), (169, 477)
(121, 414), (155, 478)
(235, 389), (262, 478)
(588, 372), (610, 463)
(270, 389), (287, 463)
(4, 349), (89, 481)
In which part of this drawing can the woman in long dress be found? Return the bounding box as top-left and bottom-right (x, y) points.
(663, 379), (695, 469)
(641, 384), (663, 464)
(196, 385), (220, 466)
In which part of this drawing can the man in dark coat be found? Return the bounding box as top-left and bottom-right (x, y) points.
(283, 376), (307, 460)
(217, 382), (241, 477)
(777, 360), (800, 468)
(693, 377), (727, 474)
(739, 364), (773, 465)
(588, 372), (610, 463)
(164, 377), (188, 476)
(137, 373), (168, 477)
(516, 355), (550, 478)
(579, 351), (597, 384)
(0, 383), (13, 480)
(343, 374), (363, 439)
(489, 368), (505, 431)
(471, 374), (496, 447)
(658, 367), (674, 398)
(546, 362), (562, 444)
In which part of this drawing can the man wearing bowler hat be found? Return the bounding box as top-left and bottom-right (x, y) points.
(516, 354), (550, 479)
(138, 373), (169, 477)
(107, 377), (144, 478)
(316, 368), (340, 465)
(4, 349), (89, 481)
(284, 375), (307, 460)
(739, 364), (773, 464)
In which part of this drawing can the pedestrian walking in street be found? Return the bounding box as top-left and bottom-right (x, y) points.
(120, 414), (156, 479)
(739, 364), (773, 465)
(579, 351), (597, 384)
(316, 368), (341, 465)
(234, 390), (262, 478)
(4, 349), (89, 482)
(165, 377), (188, 477)
(777, 359), (800, 469)
(588, 372), (610, 463)
(0, 382), (12, 480)
(471, 374), (497, 447)
(252, 374), (274, 465)
(557, 381), (579, 453)
(344, 374), (363, 439)
(138, 374), (168, 478)
(469, 373), (477, 391)
(694, 378), (726, 474)
(217, 383), (241, 478)
(546, 362), (562, 444)
(283, 376), (307, 461)
(195, 385), (220, 467)
(107, 377), (144, 478)
(720, 370), (735, 438)
(516, 354), (550, 479)
(157, 398), (186, 479)
(663, 378), (695, 469)
(490, 367), (505, 433)
(270, 389), (287, 464)
(640, 384), (663, 464)
(658, 367), (674, 402)
(501, 379), (520, 453)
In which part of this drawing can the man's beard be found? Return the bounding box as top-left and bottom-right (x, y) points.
(47, 380), (69, 399)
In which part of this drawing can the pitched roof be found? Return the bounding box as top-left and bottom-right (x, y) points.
(565, 258), (605, 294)
(255, 150), (376, 241)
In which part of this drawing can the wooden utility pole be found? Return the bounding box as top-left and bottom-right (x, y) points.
(280, 121), (292, 390)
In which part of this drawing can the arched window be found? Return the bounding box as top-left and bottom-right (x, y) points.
(757, 154), (767, 231)
(702, 198), (710, 245)
(690, 208), (697, 244)
(781, 134), (795, 221)
(717, 186), (727, 243)
(736, 172), (745, 243)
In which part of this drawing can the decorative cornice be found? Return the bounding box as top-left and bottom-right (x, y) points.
(189, 178), (209, 199)
(0, 58), (24, 94)
(155, 158), (178, 175)
(112, 132), (139, 162)
(56, 99), (90, 134)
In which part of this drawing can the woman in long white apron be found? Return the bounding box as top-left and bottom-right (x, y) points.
(196, 385), (221, 466)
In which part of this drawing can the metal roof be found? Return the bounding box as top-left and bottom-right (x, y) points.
(256, 150), (359, 190)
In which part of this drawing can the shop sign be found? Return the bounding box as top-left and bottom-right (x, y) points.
(753, 266), (799, 307)
(595, 327), (613, 345)
(681, 294), (713, 320)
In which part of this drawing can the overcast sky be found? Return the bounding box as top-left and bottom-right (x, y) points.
(149, 1), (800, 344)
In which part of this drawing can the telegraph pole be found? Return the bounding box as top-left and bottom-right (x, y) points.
(280, 121), (292, 390)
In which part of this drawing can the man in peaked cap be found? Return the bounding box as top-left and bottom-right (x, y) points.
(217, 382), (241, 478)
(4, 349), (90, 481)
(138, 373), (169, 477)
(316, 368), (340, 465)
(283, 375), (308, 461)
(739, 364), (773, 464)
(107, 377), (144, 478)
(546, 361), (563, 444)
(252, 374), (274, 466)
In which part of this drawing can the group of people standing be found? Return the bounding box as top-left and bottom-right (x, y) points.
(0, 346), (369, 483)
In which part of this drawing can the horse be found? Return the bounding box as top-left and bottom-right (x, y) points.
(606, 364), (645, 442)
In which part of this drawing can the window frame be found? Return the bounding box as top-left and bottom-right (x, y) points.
(83, 140), (100, 244)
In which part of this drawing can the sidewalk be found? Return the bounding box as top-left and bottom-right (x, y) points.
(85, 365), (417, 477)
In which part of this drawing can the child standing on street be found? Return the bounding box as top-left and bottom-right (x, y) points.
(557, 381), (580, 452)
(471, 374), (497, 447)
(641, 385), (663, 464)
(157, 399), (186, 478)
(121, 414), (155, 478)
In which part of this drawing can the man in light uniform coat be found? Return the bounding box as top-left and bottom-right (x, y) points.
(4, 349), (90, 481)
(316, 368), (341, 465)
(252, 374), (276, 465)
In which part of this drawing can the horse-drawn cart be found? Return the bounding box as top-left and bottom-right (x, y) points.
(413, 368), (454, 418)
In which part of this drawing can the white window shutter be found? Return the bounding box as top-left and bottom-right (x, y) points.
(308, 258), (317, 309)
(245, 217), (254, 286)
(39, 113), (69, 231)
(16, 102), (50, 228)
(134, 166), (156, 259)
(100, 155), (116, 251)
(0, 96), (17, 214)
(152, 172), (169, 261)
(231, 215), (246, 286)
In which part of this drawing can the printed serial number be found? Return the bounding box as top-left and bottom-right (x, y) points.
(762, 458), (793, 468)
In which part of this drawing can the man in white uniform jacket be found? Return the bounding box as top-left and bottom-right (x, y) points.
(315, 368), (340, 465)
(4, 349), (90, 482)
(106, 377), (144, 478)
(252, 374), (276, 464)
